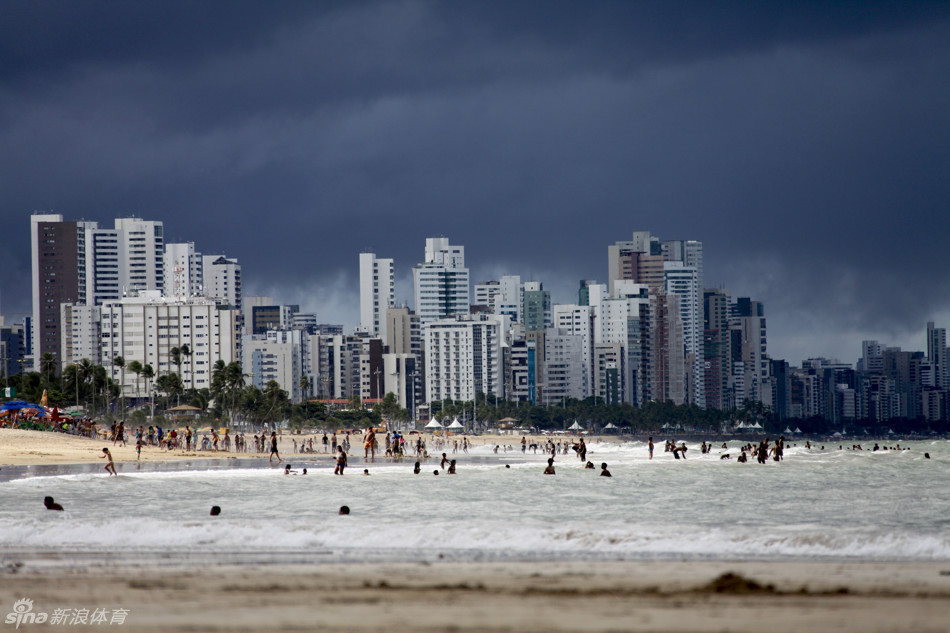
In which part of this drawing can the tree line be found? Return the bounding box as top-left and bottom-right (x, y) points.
(4, 354), (947, 435)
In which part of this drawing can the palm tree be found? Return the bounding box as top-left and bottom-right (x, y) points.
(142, 363), (155, 419)
(170, 347), (183, 380)
(127, 360), (144, 402)
(112, 356), (126, 420)
(299, 375), (311, 402)
(40, 353), (58, 389)
(142, 364), (155, 396)
(180, 344), (193, 392)
(225, 362), (246, 424)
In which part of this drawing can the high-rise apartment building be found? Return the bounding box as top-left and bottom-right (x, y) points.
(202, 255), (242, 311)
(926, 321), (948, 391)
(553, 304), (594, 398)
(522, 281), (551, 331)
(99, 292), (238, 396)
(413, 237), (470, 324)
(114, 218), (165, 296)
(703, 288), (731, 410)
(424, 314), (507, 403)
(664, 262), (704, 407)
(31, 214), (165, 364)
(31, 214), (85, 362)
(164, 242), (203, 300)
(474, 275), (522, 323)
(359, 252), (395, 342)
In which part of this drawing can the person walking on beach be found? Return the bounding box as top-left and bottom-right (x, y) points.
(269, 431), (282, 466)
(322, 432), (329, 453)
(521, 436), (526, 453)
(136, 438), (143, 461)
(100, 447), (117, 475)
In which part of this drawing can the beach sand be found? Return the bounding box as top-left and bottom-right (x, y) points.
(0, 428), (567, 467)
(1, 559), (948, 632)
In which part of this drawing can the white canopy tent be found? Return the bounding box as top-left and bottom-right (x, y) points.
(447, 419), (465, 430)
(568, 421), (583, 431)
(425, 419), (444, 429)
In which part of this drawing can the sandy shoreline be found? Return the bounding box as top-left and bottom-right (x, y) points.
(0, 428), (574, 469)
(1, 560), (949, 632)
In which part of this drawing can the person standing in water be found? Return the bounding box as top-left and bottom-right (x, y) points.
(100, 447), (117, 475)
(269, 431), (282, 466)
(648, 437), (654, 460)
(334, 446), (348, 475)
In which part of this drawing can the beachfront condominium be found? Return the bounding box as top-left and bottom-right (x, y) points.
(359, 252), (395, 343)
(31, 213), (165, 364)
(413, 237), (470, 324)
(423, 313), (507, 404)
(99, 292), (238, 397)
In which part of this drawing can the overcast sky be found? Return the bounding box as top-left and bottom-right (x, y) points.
(2, 1), (949, 365)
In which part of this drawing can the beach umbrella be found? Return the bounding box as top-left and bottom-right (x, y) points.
(0, 400), (48, 417)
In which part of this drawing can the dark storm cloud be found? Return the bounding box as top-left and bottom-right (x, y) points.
(2, 1), (949, 363)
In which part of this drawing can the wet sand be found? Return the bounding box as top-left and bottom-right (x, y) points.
(1, 559), (949, 632)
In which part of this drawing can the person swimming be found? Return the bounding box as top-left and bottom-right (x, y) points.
(543, 458), (556, 475)
(600, 463), (612, 477)
(210, 505), (221, 516)
(44, 496), (64, 511)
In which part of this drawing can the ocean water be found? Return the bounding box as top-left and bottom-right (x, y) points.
(2, 439), (948, 566)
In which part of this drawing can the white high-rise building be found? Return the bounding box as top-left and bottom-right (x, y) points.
(114, 218), (165, 296)
(359, 252), (395, 342)
(99, 292), (238, 396)
(424, 314), (507, 403)
(598, 281), (651, 405)
(413, 237), (470, 324)
(164, 242), (203, 300)
(542, 328), (587, 406)
(202, 255), (241, 310)
(31, 214), (164, 364)
(553, 304), (594, 398)
(664, 262), (704, 407)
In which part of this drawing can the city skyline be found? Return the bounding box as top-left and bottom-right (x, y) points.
(2, 2), (949, 364)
